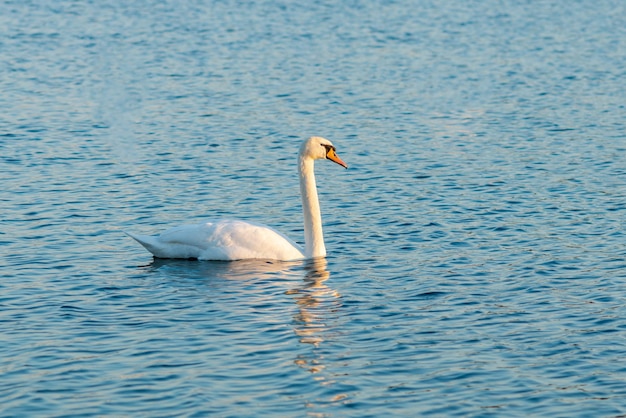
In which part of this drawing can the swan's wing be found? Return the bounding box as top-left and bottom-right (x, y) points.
(158, 223), (221, 249)
(215, 220), (304, 261)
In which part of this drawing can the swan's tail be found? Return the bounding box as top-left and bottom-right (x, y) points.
(125, 231), (162, 256)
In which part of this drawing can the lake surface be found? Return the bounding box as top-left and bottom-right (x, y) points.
(2, 0), (626, 416)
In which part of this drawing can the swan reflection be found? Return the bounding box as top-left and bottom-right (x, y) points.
(287, 258), (341, 376)
(143, 257), (342, 380)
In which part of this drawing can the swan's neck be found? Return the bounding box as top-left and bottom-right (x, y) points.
(299, 156), (326, 259)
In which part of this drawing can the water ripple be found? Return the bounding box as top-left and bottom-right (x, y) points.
(2, 0), (626, 416)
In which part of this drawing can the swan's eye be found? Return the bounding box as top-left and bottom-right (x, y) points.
(321, 144), (335, 157)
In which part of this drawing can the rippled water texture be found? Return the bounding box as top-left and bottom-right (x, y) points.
(2, 0), (626, 416)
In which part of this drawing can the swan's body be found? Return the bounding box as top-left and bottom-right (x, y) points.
(127, 136), (347, 261)
(126, 220), (304, 261)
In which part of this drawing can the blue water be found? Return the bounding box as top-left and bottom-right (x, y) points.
(2, 0), (626, 416)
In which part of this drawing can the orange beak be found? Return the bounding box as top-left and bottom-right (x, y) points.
(327, 148), (348, 169)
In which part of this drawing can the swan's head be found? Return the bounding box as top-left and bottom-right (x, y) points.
(300, 136), (348, 168)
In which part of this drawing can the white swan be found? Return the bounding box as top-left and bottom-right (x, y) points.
(126, 136), (347, 261)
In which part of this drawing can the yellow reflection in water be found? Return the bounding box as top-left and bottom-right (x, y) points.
(288, 258), (350, 409)
(287, 258), (340, 347)
(287, 257), (342, 375)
